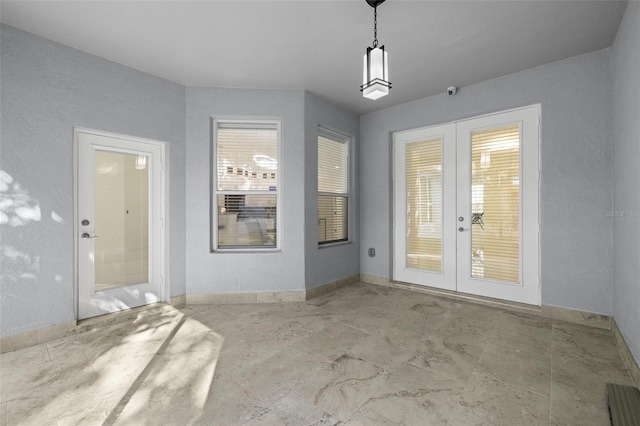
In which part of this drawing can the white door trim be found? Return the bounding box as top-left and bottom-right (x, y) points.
(73, 127), (168, 320)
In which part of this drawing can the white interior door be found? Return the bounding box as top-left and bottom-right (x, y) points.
(76, 129), (165, 319)
(393, 123), (457, 290)
(393, 105), (540, 306)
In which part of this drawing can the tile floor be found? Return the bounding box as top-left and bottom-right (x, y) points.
(1, 283), (634, 425)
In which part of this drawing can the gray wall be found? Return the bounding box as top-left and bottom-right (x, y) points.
(304, 92), (360, 289)
(613, 1), (640, 364)
(0, 25), (187, 338)
(185, 87), (306, 293)
(360, 48), (614, 315)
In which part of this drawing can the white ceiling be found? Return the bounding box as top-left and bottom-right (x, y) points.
(0, 0), (628, 115)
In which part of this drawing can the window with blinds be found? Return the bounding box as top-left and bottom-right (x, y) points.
(318, 128), (349, 245)
(470, 123), (520, 283)
(406, 137), (443, 272)
(213, 121), (279, 250)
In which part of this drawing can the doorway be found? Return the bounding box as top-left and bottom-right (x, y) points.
(393, 105), (540, 305)
(75, 128), (166, 319)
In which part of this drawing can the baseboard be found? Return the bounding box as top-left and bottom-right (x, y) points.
(612, 318), (640, 388)
(360, 274), (610, 330)
(170, 294), (187, 308)
(306, 274), (360, 300)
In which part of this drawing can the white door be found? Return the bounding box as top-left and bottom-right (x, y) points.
(393, 105), (540, 305)
(393, 123), (457, 290)
(75, 129), (165, 319)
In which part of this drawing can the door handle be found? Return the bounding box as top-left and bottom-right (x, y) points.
(81, 233), (99, 239)
(458, 227), (469, 232)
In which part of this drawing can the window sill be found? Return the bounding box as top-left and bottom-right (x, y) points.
(318, 240), (351, 249)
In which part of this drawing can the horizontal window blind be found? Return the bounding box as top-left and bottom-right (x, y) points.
(318, 129), (349, 244)
(470, 123), (520, 283)
(217, 124), (278, 192)
(406, 137), (443, 272)
(214, 121), (279, 249)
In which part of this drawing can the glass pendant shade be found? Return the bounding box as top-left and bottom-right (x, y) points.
(361, 46), (391, 100)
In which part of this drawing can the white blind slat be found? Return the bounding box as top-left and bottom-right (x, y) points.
(405, 137), (443, 273)
(471, 123), (520, 283)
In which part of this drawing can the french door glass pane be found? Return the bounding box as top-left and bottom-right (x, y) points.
(470, 124), (520, 283)
(406, 137), (443, 272)
(94, 151), (149, 291)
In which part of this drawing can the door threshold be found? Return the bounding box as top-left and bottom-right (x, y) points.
(385, 279), (541, 315)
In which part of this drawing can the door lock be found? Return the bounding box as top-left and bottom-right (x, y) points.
(458, 217), (464, 222)
(81, 219), (90, 226)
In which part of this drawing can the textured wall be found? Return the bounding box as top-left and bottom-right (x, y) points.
(185, 87), (306, 293)
(0, 25), (186, 338)
(304, 92), (360, 289)
(613, 1), (640, 365)
(360, 48), (614, 314)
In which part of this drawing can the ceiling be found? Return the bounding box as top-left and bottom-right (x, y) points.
(0, 0), (628, 115)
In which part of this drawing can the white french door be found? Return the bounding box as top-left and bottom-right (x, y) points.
(75, 128), (165, 319)
(393, 105), (540, 305)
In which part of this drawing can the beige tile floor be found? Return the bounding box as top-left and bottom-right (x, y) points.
(0, 283), (634, 425)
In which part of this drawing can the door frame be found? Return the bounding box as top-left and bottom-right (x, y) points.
(391, 104), (541, 306)
(73, 127), (168, 320)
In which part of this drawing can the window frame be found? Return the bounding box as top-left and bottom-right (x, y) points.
(317, 127), (351, 246)
(211, 118), (282, 252)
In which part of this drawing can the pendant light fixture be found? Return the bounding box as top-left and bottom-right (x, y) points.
(361, 0), (391, 100)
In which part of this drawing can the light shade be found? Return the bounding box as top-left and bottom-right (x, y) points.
(361, 46), (391, 100)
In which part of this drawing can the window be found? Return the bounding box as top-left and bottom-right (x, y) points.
(213, 120), (279, 250)
(318, 128), (349, 245)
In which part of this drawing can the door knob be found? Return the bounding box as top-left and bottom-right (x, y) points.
(81, 233), (99, 239)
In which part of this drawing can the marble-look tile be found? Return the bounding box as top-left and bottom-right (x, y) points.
(553, 321), (624, 362)
(0, 343), (50, 378)
(549, 381), (612, 426)
(552, 347), (632, 390)
(550, 348), (632, 426)
(447, 372), (549, 426)
(295, 323), (369, 361)
(0, 402), (6, 426)
(491, 316), (552, 356)
(477, 343), (551, 396)
(233, 345), (329, 405)
(243, 391), (341, 425)
(295, 353), (391, 422)
(361, 363), (465, 425)
(344, 407), (398, 425)
(340, 306), (400, 335)
(2, 283), (631, 425)
(345, 332), (416, 370)
(248, 315), (330, 352)
(405, 330), (485, 382)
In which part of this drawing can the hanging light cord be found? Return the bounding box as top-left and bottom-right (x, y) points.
(373, 5), (378, 48)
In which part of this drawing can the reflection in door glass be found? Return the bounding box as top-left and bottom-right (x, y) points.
(94, 151), (149, 291)
(406, 137), (442, 273)
(470, 124), (520, 283)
